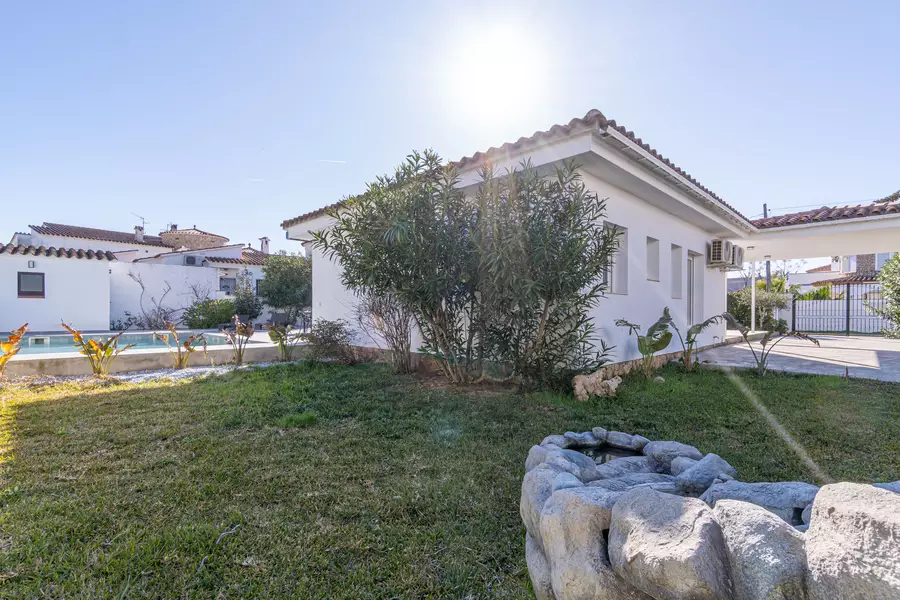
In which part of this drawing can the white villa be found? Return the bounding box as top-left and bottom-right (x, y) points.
(2, 222), (272, 332)
(281, 109), (900, 366)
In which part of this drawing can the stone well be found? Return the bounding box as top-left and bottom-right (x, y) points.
(521, 428), (900, 600)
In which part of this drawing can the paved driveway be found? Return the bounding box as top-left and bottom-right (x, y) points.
(701, 335), (900, 382)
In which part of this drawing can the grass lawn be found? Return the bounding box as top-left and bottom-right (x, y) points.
(1, 363), (898, 598)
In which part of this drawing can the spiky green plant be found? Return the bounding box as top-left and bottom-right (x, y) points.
(671, 314), (725, 371)
(723, 313), (819, 376)
(61, 322), (135, 377)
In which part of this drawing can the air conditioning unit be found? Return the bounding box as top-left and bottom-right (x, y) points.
(185, 256), (197, 266)
(707, 239), (733, 267)
(730, 245), (745, 268)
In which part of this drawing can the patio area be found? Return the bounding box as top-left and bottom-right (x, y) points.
(702, 334), (900, 381)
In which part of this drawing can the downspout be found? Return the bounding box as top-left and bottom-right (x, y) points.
(751, 260), (757, 332)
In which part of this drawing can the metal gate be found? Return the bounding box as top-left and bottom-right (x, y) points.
(792, 282), (888, 335)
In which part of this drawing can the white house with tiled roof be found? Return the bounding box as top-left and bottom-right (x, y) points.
(281, 108), (900, 364)
(3, 221), (274, 332)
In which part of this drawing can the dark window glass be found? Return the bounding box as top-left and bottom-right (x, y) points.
(18, 272), (45, 297)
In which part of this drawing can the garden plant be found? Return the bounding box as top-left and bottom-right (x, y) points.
(671, 314), (725, 371)
(615, 308), (674, 379)
(724, 313), (820, 376)
(154, 321), (207, 369)
(221, 315), (254, 366)
(0, 323), (28, 378)
(61, 322), (136, 376)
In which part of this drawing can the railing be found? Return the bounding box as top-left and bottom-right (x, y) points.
(792, 282), (889, 335)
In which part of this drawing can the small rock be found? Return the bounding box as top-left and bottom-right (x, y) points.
(701, 480), (819, 525)
(553, 472), (584, 492)
(540, 487), (652, 600)
(873, 480), (900, 494)
(564, 431), (602, 448)
(714, 500), (808, 600)
(594, 456), (659, 480)
(807, 482), (900, 600)
(557, 449), (600, 482)
(526, 445), (551, 472)
(609, 488), (733, 600)
(521, 465), (564, 548)
(671, 456), (699, 476)
(643, 440), (703, 472)
(588, 473), (676, 491)
(801, 503), (812, 525)
(653, 375), (665, 383)
(607, 431), (651, 452)
(525, 534), (556, 600)
(572, 372), (623, 400)
(676, 453), (738, 495)
(541, 434), (568, 448)
(591, 426), (609, 443)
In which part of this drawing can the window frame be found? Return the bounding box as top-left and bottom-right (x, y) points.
(18, 272), (46, 298)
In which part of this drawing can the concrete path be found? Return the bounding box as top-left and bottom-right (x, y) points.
(701, 335), (900, 382)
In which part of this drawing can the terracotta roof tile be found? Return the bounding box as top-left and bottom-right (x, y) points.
(280, 109), (752, 228)
(812, 273), (879, 286)
(806, 264), (835, 273)
(0, 244), (117, 261)
(752, 202), (900, 229)
(205, 248), (269, 266)
(31, 222), (168, 247)
(158, 227), (228, 240)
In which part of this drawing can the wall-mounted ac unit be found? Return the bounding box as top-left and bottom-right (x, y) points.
(185, 256), (197, 266)
(730, 245), (745, 268)
(707, 239), (733, 267)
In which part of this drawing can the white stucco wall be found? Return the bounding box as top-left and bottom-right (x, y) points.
(109, 262), (220, 326)
(0, 254), (110, 333)
(289, 167), (728, 364)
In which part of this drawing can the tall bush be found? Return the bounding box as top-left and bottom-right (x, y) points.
(875, 253), (900, 337)
(233, 269), (263, 320)
(183, 298), (236, 329)
(313, 150), (618, 390)
(258, 252), (312, 325)
(726, 287), (790, 333)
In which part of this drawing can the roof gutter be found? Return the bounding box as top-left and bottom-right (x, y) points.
(598, 127), (758, 234)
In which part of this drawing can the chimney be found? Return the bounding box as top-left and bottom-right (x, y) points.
(170, 224), (178, 231)
(134, 226), (144, 243)
(259, 236), (270, 254)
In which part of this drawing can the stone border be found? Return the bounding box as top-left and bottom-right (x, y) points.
(522, 428), (900, 600)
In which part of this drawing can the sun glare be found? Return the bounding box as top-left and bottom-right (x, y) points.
(444, 23), (550, 124)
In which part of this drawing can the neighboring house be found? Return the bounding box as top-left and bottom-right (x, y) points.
(2, 222), (273, 332)
(280, 109), (900, 364)
(789, 252), (897, 297)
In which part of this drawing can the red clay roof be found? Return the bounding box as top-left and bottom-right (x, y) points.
(205, 248), (269, 266)
(0, 244), (117, 261)
(752, 202), (900, 229)
(806, 264), (835, 273)
(31, 222), (168, 247)
(812, 273), (879, 286)
(280, 109), (751, 229)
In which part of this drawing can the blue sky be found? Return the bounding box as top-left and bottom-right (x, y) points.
(3, 1), (899, 254)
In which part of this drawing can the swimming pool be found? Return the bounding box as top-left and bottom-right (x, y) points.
(17, 331), (251, 355)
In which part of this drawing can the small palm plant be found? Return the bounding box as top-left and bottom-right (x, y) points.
(222, 315), (254, 366)
(0, 324), (29, 378)
(671, 314), (725, 371)
(61, 322), (135, 377)
(266, 324), (303, 362)
(615, 308), (674, 379)
(723, 313), (820, 376)
(154, 322), (207, 369)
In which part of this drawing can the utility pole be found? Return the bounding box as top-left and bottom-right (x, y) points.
(763, 203), (771, 291)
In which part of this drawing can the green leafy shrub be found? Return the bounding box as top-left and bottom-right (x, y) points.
(266, 325), (304, 362)
(313, 150), (618, 390)
(671, 314), (725, 371)
(305, 319), (359, 365)
(233, 269), (263, 321)
(795, 286), (836, 300)
(276, 411), (317, 429)
(727, 288), (790, 332)
(183, 299), (236, 329)
(875, 253), (900, 337)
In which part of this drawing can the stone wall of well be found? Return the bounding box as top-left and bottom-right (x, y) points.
(521, 428), (900, 600)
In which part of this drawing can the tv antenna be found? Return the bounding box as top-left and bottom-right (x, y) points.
(131, 212), (149, 229)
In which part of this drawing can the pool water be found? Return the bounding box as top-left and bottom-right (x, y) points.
(16, 331), (246, 355)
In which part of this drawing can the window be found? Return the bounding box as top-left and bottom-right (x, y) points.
(646, 237), (660, 281)
(876, 252), (896, 271)
(18, 272), (45, 298)
(220, 277), (236, 294)
(256, 279), (263, 295)
(671, 244), (683, 299)
(604, 222), (628, 294)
